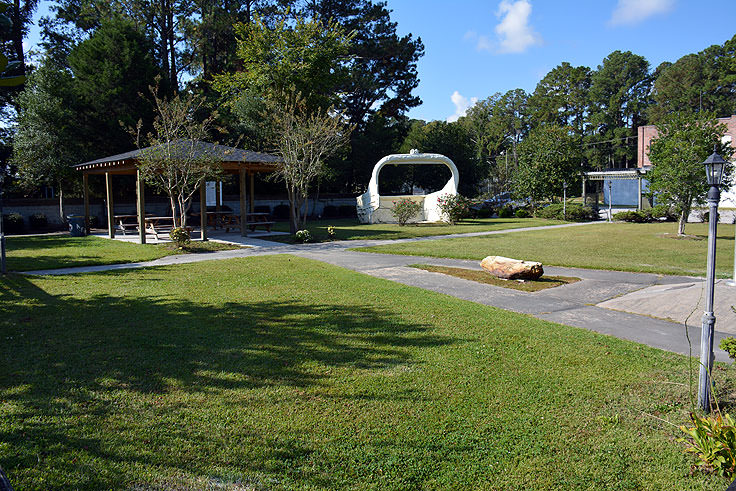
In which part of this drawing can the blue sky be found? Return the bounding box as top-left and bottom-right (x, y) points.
(24, 0), (736, 123)
(387, 0), (736, 122)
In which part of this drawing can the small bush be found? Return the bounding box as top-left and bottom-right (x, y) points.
(327, 225), (336, 239)
(537, 203), (597, 222)
(2, 213), (23, 234)
(323, 205), (339, 218)
(272, 204), (290, 220)
(679, 411), (736, 478)
(720, 337), (736, 360)
(338, 205), (357, 218)
(89, 215), (100, 228)
(391, 198), (422, 226)
(169, 227), (191, 247)
(295, 229), (312, 243)
(498, 206), (514, 218)
(29, 213), (48, 230)
(437, 194), (471, 225)
(515, 209), (531, 218)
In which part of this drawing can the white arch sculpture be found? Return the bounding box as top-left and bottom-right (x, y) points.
(356, 150), (460, 224)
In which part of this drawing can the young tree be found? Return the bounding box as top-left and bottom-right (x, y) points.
(135, 87), (222, 227)
(512, 125), (581, 206)
(268, 91), (351, 233)
(647, 111), (732, 236)
(11, 58), (81, 222)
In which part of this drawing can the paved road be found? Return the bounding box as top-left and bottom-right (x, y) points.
(22, 222), (732, 361)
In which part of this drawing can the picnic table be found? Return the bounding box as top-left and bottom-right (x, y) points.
(191, 210), (234, 230)
(144, 216), (178, 240)
(113, 214), (140, 235)
(223, 212), (276, 233)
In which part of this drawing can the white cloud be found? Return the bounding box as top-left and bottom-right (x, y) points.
(447, 91), (478, 123)
(494, 0), (541, 54)
(609, 0), (674, 26)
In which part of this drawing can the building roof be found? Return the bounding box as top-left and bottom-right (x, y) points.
(74, 140), (281, 174)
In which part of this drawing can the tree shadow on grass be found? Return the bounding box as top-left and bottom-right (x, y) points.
(0, 272), (456, 489)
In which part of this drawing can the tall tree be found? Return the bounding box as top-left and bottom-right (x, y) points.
(44, 0), (191, 91)
(68, 17), (163, 156)
(650, 36), (736, 122)
(301, 0), (424, 125)
(528, 62), (591, 137)
(399, 120), (482, 197)
(588, 50), (651, 168)
(647, 111), (732, 236)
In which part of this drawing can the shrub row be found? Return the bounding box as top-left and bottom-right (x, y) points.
(536, 203), (598, 222)
(613, 205), (678, 223)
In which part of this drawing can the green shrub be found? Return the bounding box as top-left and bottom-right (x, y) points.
(720, 337), (736, 360)
(650, 204), (677, 221)
(679, 411), (736, 478)
(437, 194), (471, 225)
(29, 213), (48, 230)
(295, 229), (312, 243)
(613, 210), (651, 223)
(536, 203), (596, 222)
(391, 198), (422, 226)
(498, 206), (514, 218)
(515, 209), (531, 218)
(475, 207), (492, 219)
(2, 213), (23, 234)
(169, 227), (191, 247)
(327, 225), (336, 239)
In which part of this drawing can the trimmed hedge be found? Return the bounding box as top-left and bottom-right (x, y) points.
(29, 213), (48, 230)
(3, 213), (24, 233)
(536, 203), (597, 222)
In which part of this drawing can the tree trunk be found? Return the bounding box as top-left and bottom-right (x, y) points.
(58, 186), (65, 224)
(678, 206), (689, 236)
(169, 195), (178, 227)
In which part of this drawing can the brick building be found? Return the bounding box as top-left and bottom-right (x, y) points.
(637, 115), (736, 206)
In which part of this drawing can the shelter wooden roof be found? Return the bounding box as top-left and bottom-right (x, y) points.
(74, 140), (282, 174)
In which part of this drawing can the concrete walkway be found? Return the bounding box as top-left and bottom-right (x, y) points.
(22, 221), (733, 361)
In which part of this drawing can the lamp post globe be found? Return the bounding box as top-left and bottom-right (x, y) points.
(698, 148), (728, 412)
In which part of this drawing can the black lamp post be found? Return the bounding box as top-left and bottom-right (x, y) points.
(698, 148), (728, 412)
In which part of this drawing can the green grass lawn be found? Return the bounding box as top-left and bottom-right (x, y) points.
(268, 217), (564, 242)
(355, 221), (736, 278)
(4, 235), (243, 272)
(0, 255), (731, 489)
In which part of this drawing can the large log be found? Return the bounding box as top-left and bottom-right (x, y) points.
(480, 255), (544, 280)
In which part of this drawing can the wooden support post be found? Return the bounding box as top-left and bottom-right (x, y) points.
(215, 180), (221, 214)
(239, 168), (248, 237)
(105, 172), (115, 239)
(637, 176), (643, 211)
(136, 169), (146, 244)
(249, 172), (255, 213)
(581, 177), (586, 207)
(83, 173), (90, 234)
(200, 180), (207, 241)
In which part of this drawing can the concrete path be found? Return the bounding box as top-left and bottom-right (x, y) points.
(21, 221), (733, 361)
